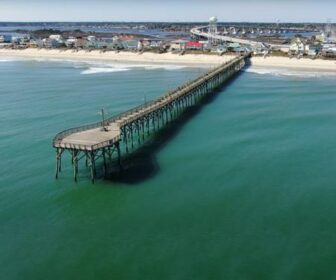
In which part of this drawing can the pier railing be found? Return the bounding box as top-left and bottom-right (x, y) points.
(53, 99), (159, 145)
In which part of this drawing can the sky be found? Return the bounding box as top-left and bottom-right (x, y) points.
(0, 0), (335, 22)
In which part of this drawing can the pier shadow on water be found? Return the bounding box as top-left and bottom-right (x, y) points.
(104, 71), (245, 186)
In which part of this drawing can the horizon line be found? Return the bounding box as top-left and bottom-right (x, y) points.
(0, 20), (332, 24)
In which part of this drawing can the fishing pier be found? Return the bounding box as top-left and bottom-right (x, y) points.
(53, 54), (249, 183)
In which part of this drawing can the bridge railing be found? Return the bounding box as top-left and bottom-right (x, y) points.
(53, 55), (247, 147)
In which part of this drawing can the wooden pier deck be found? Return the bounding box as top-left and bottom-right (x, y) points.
(53, 54), (250, 182)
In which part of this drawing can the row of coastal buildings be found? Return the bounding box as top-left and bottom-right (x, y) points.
(0, 34), (252, 55)
(1, 32), (336, 58)
(0, 34), (167, 50)
(282, 33), (336, 58)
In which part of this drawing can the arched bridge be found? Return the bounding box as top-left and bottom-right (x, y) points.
(191, 26), (269, 49)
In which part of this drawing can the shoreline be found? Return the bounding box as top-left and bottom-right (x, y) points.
(0, 49), (336, 72)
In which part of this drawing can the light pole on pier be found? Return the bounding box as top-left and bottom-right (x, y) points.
(99, 108), (108, 131)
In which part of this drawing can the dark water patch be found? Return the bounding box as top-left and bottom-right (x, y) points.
(104, 72), (244, 185)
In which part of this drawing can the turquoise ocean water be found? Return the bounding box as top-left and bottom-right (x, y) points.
(1, 58), (336, 279)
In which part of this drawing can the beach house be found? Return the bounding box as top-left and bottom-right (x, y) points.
(43, 35), (65, 48)
(85, 36), (98, 49)
(0, 35), (12, 48)
(0, 35), (12, 43)
(185, 41), (204, 51)
(65, 37), (77, 48)
(322, 44), (336, 57)
(169, 39), (187, 52)
(74, 37), (87, 49)
(121, 39), (140, 51)
(11, 35), (31, 48)
(306, 43), (322, 57)
(289, 38), (305, 56)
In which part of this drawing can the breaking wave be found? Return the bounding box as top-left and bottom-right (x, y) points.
(0, 57), (190, 73)
(245, 67), (336, 78)
(81, 67), (130, 75)
(0, 59), (15, 62)
(136, 64), (187, 70)
(79, 62), (188, 75)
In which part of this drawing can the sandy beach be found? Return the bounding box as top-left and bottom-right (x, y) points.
(251, 56), (336, 72)
(0, 48), (235, 66)
(1, 49), (336, 72)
